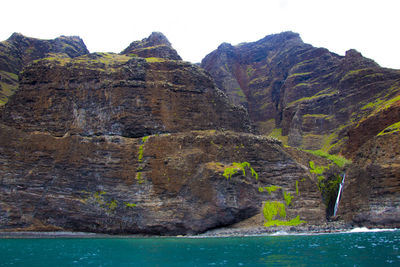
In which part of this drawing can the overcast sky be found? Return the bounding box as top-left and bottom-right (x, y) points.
(1, 0), (399, 68)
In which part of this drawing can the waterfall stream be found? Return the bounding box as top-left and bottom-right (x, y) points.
(333, 173), (346, 217)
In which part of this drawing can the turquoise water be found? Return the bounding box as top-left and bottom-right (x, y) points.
(0, 230), (399, 266)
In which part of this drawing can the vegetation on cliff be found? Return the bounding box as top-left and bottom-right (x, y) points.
(0, 31), (398, 233)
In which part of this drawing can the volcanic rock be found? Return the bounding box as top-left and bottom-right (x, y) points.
(201, 32), (400, 154)
(121, 32), (182, 60)
(0, 33), (89, 105)
(1, 52), (251, 137)
(338, 125), (400, 228)
(0, 125), (325, 234)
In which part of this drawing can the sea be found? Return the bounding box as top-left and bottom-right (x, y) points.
(0, 228), (399, 266)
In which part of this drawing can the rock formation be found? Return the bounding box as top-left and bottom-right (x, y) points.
(0, 33), (89, 106)
(121, 32), (181, 60)
(1, 53), (251, 137)
(0, 31), (399, 233)
(338, 123), (400, 227)
(201, 32), (400, 154)
(0, 33), (325, 234)
(202, 31), (400, 229)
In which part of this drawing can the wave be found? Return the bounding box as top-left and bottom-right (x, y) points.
(346, 227), (399, 233)
(270, 230), (290, 236)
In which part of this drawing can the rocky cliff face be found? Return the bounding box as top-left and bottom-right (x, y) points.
(1, 53), (250, 137)
(201, 32), (400, 154)
(0, 33), (89, 106)
(0, 126), (324, 234)
(0, 33), (326, 234)
(338, 123), (400, 227)
(1, 31), (398, 233)
(201, 31), (400, 229)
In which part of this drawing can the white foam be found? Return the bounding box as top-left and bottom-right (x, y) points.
(347, 227), (398, 233)
(270, 230), (290, 236)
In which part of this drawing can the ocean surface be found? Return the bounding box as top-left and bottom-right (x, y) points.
(0, 229), (399, 266)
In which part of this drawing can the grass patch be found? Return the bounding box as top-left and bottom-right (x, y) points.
(124, 202), (137, 208)
(377, 121), (400, 136)
(264, 216), (306, 227)
(283, 191), (293, 206)
(262, 201), (286, 221)
(288, 92), (335, 106)
(268, 128), (288, 145)
(288, 72), (312, 78)
(302, 114), (330, 119)
(145, 57), (166, 63)
(361, 98), (383, 110)
(304, 150), (352, 168)
(309, 161), (328, 175)
(222, 162), (258, 180)
(258, 185), (280, 194)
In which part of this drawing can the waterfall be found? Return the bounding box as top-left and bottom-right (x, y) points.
(333, 173), (346, 217)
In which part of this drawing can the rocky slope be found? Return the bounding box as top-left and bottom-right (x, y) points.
(201, 32), (400, 154)
(0, 33), (327, 234)
(0, 33), (89, 106)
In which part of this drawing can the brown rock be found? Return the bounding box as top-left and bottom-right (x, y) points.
(0, 126), (325, 234)
(338, 130), (400, 228)
(121, 32), (182, 60)
(0, 33), (89, 106)
(201, 32), (400, 154)
(1, 53), (251, 137)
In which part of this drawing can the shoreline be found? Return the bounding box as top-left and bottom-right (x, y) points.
(1, 224), (398, 239)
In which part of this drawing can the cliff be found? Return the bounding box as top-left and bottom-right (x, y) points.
(0, 33), (326, 234)
(202, 31), (400, 229)
(0, 33), (89, 106)
(338, 123), (400, 227)
(1, 53), (250, 137)
(0, 31), (398, 233)
(201, 32), (400, 155)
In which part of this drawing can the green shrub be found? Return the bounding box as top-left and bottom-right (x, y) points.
(304, 150), (351, 167)
(283, 191), (293, 206)
(264, 216), (306, 227)
(309, 161), (328, 174)
(258, 186), (279, 194)
(262, 201), (286, 221)
(124, 202), (137, 208)
(223, 162), (258, 180)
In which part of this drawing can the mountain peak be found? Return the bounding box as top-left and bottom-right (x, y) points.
(146, 32), (172, 47)
(121, 32), (181, 60)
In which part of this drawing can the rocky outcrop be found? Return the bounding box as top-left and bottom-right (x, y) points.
(0, 33), (89, 105)
(338, 124), (400, 228)
(121, 32), (181, 60)
(201, 32), (400, 154)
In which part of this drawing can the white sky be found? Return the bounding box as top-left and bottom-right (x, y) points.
(1, 0), (399, 69)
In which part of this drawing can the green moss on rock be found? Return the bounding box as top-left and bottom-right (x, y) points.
(377, 121), (400, 136)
